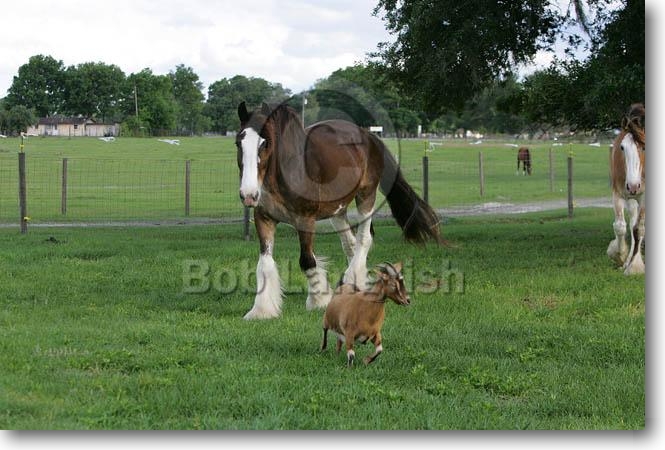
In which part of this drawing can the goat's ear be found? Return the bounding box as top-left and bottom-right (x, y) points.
(392, 262), (403, 273)
(238, 101), (250, 123)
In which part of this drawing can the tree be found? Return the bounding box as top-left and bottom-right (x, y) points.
(124, 69), (177, 136)
(0, 104), (37, 136)
(516, 0), (644, 131)
(6, 55), (67, 117)
(204, 75), (291, 133)
(373, 0), (560, 115)
(312, 64), (421, 135)
(63, 62), (126, 121)
(170, 64), (207, 135)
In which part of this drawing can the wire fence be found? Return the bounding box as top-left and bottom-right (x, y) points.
(0, 142), (612, 228)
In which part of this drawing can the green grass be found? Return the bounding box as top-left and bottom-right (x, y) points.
(0, 136), (612, 223)
(0, 208), (644, 429)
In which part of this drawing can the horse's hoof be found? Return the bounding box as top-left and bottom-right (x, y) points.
(624, 258), (645, 275)
(243, 307), (281, 320)
(607, 240), (627, 265)
(306, 291), (332, 310)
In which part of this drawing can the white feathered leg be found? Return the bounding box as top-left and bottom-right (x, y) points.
(607, 193), (628, 265)
(244, 253), (283, 320)
(343, 211), (372, 290)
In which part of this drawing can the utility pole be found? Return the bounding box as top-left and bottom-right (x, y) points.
(301, 94), (307, 127)
(134, 83), (139, 120)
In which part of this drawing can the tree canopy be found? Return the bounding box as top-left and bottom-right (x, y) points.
(373, 0), (644, 126)
(0, 0), (644, 136)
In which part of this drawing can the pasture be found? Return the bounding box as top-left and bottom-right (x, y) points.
(0, 209), (644, 429)
(0, 136), (612, 224)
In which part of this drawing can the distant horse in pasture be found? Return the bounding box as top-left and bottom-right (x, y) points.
(607, 103), (645, 275)
(235, 101), (443, 319)
(516, 147), (532, 175)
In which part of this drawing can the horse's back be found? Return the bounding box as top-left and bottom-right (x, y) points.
(303, 120), (383, 187)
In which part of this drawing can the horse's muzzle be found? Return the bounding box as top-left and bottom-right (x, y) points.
(626, 182), (642, 196)
(240, 191), (259, 207)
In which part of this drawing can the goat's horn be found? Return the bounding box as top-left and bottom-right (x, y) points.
(378, 262), (398, 277)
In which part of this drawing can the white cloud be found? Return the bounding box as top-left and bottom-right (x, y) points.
(0, 0), (391, 98)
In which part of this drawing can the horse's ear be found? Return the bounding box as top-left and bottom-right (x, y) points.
(238, 101), (250, 123)
(621, 116), (630, 130)
(261, 102), (272, 116)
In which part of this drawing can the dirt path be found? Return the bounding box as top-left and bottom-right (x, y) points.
(438, 196), (612, 217)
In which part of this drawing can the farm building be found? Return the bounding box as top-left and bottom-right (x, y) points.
(26, 116), (120, 137)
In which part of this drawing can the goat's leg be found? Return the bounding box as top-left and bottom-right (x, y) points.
(364, 334), (383, 365)
(244, 210), (282, 319)
(320, 328), (328, 352)
(345, 335), (355, 367)
(335, 336), (343, 354)
(607, 192), (628, 265)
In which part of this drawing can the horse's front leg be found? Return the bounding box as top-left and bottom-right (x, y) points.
(607, 192), (628, 266)
(298, 226), (332, 310)
(244, 209), (283, 320)
(624, 197), (645, 275)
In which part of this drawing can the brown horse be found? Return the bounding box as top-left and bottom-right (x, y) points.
(236, 101), (442, 319)
(607, 103), (645, 275)
(517, 147), (532, 175)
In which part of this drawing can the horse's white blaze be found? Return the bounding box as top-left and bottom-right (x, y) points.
(244, 253), (282, 320)
(621, 134), (642, 191)
(239, 127), (265, 201)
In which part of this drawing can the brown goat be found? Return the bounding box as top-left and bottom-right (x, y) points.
(321, 262), (410, 367)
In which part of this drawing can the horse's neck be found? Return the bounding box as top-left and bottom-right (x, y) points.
(270, 120), (307, 192)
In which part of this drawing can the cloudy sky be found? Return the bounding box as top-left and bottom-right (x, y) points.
(0, 0), (655, 100)
(0, 0), (392, 97)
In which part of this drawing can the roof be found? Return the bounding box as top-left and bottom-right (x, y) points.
(38, 116), (92, 126)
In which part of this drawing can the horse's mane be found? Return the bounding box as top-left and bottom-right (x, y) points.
(621, 103), (645, 148)
(265, 102), (306, 155)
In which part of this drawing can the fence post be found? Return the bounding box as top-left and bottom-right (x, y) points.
(243, 206), (251, 240)
(18, 151), (28, 234)
(567, 153), (574, 218)
(184, 160), (191, 216)
(478, 151), (485, 197)
(61, 158), (68, 215)
(549, 148), (554, 193)
(422, 155), (429, 204)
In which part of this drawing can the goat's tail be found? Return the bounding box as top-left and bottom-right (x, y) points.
(372, 135), (444, 245)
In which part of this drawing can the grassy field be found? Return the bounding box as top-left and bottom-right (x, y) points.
(0, 208), (644, 429)
(0, 136), (612, 223)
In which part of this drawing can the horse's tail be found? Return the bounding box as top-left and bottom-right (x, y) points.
(373, 135), (444, 245)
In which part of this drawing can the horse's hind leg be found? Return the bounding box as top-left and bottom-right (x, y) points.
(330, 211), (356, 264)
(607, 192), (629, 266)
(299, 223), (332, 310)
(342, 193), (374, 290)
